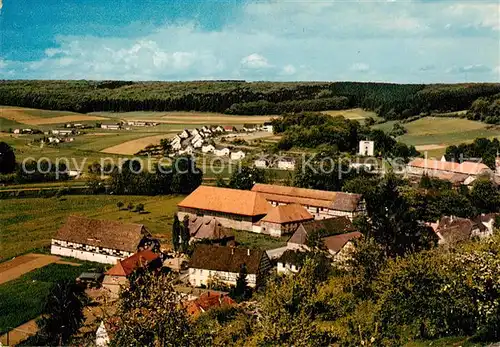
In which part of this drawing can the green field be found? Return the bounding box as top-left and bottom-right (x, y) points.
(321, 108), (378, 121)
(0, 195), (184, 261)
(373, 117), (500, 156)
(0, 262), (99, 334)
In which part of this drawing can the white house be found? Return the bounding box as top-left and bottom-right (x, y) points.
(192, 138), (204, 149)
(178, 146), (194, 156)
(191, 133), (203, 144)
(48, 137), (61, 144)
(50, 216), (153, 265)
(214, 148), (230, 157)
(180, 129), (191, 139)
(188, 245), (272, 288)
(216, 126), (225, 133)
(230, 151), (246, 161)
(13, 129), (20, 134)
(172, 141), (182, 151)
(202, 145), (215, 153)
(358, 140), (375, 156)
(263, 125), (273, 133)
(277, 157), (296, 171)
(101, 124), (121, 130)
(254, 159), (270, 168)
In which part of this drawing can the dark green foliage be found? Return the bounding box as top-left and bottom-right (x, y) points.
(273, 112), (418, 159)
(13, 159), (69, 183)
(390, 122), (407, 137)
(117, 201), (124, 210)
(180, 215), (190, 253)
(0, 81), (498, 120)
(0, 142), (16, 174)
(364, 173), (437, 257)
(231, 264), (250, 302)
(135, 203), (145, 213)
(228, 166), (267, 190)
(467, 94), (500, 124)
(32, 281), (87, 345)
(445, 137), (500, 169)
(108, 156), (202, 195)
(172, 214), (181, 252)
(469, 178), (500, 214)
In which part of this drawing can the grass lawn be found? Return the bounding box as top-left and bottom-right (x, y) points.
(0, 262), (99, 334)
(0, 195), (184, 261)
(234, 231), (287, 250)
(0, 117), (29, 131)
(373, 117), (500, 151)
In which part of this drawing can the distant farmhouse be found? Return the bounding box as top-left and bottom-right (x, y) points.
(188, 245), (272, 288)
(406, 158), (492, 186)
(51, 216), (156, 264)
(251, 184), (365, 220)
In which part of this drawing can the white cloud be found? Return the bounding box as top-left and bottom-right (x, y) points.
(281, 64), (296, 75)
(448, 4), (500, 31)
(447, 64), (492, 74)
(4, 1), (500, 82)
(351, 63), (370, 73)
(240, 53), (271, 69)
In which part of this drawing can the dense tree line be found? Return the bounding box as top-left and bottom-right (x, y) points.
(107, 156), (202, 195)
(1, 80), (499, 120)
(445, 137), (500, 169)
(466, 93), (500, 124)
(272, 112), (418, 158)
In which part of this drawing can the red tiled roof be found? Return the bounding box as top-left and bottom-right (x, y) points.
(184, 292), (236, 317)
(251, 184), (362, 212)
(408, 158), (490, 176)
(105, 250), (160, 276)
(260, 204), (314, 224)
(178, 186), (272, 216)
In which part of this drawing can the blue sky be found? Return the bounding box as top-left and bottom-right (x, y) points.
(0, 0), (499, 82)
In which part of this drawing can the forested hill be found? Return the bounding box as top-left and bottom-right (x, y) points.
(1, 80), (499, 120)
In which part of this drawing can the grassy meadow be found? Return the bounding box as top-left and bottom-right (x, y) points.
(373, 117), (500, 156)
(0, 262), (99, 334)
(0, 195), (184, 261)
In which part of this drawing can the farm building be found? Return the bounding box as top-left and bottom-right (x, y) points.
(187, 215), (235, 245)
(177, 186), (271, 232)
(223, 126), (236, 132)
(51, 216), (155, 264)
(102, 249), (162, 298)
(254, 158), (270, 168)
(101, 124), (121, 130)
(406, 158), (492, 185)
(251, 184), (365, 220)
(188, 245), (272, 288)
(277, 157), (296, 170)
(259, 204), (314, 237)
(184, 291), (236, 318)
(202, 144), (215, 153)
(214, 147), (230, 157)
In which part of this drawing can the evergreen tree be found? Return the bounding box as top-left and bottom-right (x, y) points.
(172, 215), (181, 252)
(0, 142), (16, 174)
(232, 264), (249, 301)
(180, 215), (190, 253)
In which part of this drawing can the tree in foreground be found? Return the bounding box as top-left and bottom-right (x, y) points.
(180, 215), (191, 253)
(172, 214), (181, 252)
(231, 264), (249, 302)
(116, 201), (124, 210)
(135, 203), (145, 213)
(35, 281), (87, 345)
(0, 141), (16, 174)
(228, 166), (267, 190)
(111, 271), (197, 346)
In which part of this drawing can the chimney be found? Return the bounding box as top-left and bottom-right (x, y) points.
(247, 249), (250, 256)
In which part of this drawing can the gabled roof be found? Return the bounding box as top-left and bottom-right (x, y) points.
(288, 217), (357, 245)
(105, 250), (160, 277)
(188, 216), (235, 240)
(251, 184), (362, 212)
(184, 292), (236, 317)
(322, 231), (362, 253)
(189, 245), (267, 274)
(54, 215), (147, 252)
(260, 204), (313, 224)
(178, 186), (271, 216)
(435, 216), (478, 244)
(408, 158), (490, 176)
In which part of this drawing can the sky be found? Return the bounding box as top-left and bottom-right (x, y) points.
(0, 0), (499, 83)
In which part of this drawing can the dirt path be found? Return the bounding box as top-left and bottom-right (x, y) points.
(415, 144), (447, 151)
(0, 318), (39, 345)
(0, 253), (79, 285)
